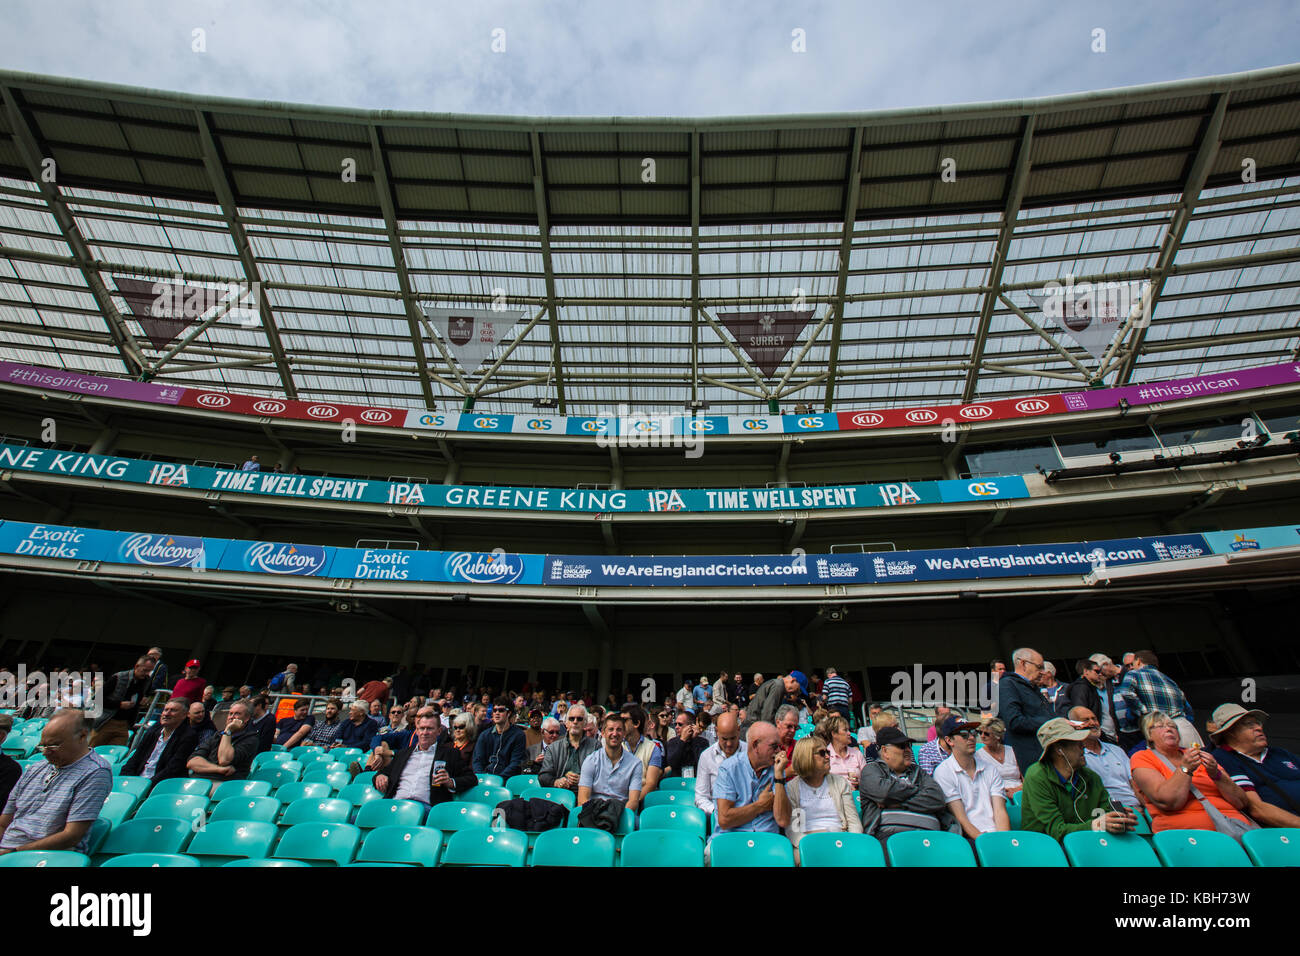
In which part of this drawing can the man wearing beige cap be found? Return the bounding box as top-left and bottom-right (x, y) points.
(1209, 703), (1300, 829)
(1021, 717), (1137, 841)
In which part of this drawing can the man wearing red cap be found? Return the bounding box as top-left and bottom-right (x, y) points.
(172, 660), (208, 705)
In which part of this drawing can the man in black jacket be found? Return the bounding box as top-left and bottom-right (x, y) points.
(120, 697), (198, 783)
(663, 711), (709, 777)
(997, 647), (1055, 772)
(858, 726), (952, 840)
(375, 713), (475, 807)
(1055, 659), (1103, 723)
(91, 656), (154, 747)
(186, 700), (260, 780)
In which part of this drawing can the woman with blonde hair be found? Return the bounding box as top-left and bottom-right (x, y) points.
(863, 711), (900, 762)
(1130, 710), (1252, 835)
(451, 711), (477, 764)
(976, 717), (1021, 798)
(818, 714), (866, 788)
(773, 735), (863, 864)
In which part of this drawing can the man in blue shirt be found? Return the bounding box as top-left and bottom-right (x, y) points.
(578, 712), (644, 811)
(712, 721), (781, 852)
(692, 677), (712, 711)
(1210, 703), (1300, 829)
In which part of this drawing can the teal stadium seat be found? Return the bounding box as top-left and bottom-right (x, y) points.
(797, 832), (886, 867)
(1243, 828), (1300, 866)
(211, 780), (272, 802)
(619, 830), (704, 867)
(274, 822), (361, 866)
(974, 831), (1068, 867)
(278, 797), (353, 830)
(566, 805), (635, 835)
(1005, 803), (1022, 829)
(133, 793), (208, 824)
(426, 802), (494, 849)
(638, 805), (707, 839)
(149, 777), (214, 798)
(531, 828), (615, 867)
(507, 775), (541, 796)
(289, 746), (324, 761)
(460, 784), (510, 806)
(331, 748), (364, 764)
(274, 781), (333, 805)
(356, 826), (443, 866)
(709, 832), (794, 867)
(531, 788), (576, 810)
(224, 859), (309, 867)
(642, 790), (690, 809)
(354, 799), (426, 830)
(886, 831), (977, 867)
(249, 763), (302, 789)
(209, 796), (282, 824)
(353, 771), (376, 788)
(110, 775), (151, 811)
(441, 828), (528, 867)
(658, 777), (696, 792)
(251, 751), (294, 773)
(95, 818), (192, 862)
(302, 770), (351, 791)
(1062, 831), (1161, 867)
(337, 781), (385, 811)
(101, 853), (199, 867)
(475, 773), (505, 788)
(187, 820), (278, 866)
(1152, 829), (1252, 867)
(85, 818), (112, 857)
(0, 851), (89, 867)
(93, 745), (129, 764)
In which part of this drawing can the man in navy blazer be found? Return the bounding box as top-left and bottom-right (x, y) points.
(120, 697), (199, 783)
(375, 713), (475, 807)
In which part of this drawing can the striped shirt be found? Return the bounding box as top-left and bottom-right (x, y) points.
(822, 675), (852, 707)
(1118, 667), (1191, 729)
(1, 751), (111, 853)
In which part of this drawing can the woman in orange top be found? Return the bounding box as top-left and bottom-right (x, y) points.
(1130, 711), (1250, 832)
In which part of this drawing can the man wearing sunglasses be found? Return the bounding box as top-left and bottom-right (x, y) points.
(539, 704), (599, 789)
(473, 696), (527, 780)
(999, 647), (1055, 773)
(931, 714), (1010, 839)
(0, 710), (112, 856)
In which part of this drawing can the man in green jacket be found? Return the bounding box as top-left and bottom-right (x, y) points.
(1021, 718), (1138, 841)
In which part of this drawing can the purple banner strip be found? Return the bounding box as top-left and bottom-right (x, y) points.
(1061, 361), (1300, 412)
(0, 362), (185, 404)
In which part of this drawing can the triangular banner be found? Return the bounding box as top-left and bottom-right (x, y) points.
(718, 309), (814, 378)
(1027, 281), (1147, 362)
(114, 277), (219, 350)
(423, 306), (524, 376)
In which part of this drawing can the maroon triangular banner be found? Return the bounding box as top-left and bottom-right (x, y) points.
(113, 277), (216, 350)
(718, 310), (814, 378)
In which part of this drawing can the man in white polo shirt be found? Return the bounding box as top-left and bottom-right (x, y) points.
(932, 713), (1010, 839)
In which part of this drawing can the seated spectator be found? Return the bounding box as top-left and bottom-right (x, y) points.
(774, 704), (800, 775)
(374, 713), (474, 806)
(523, 708), (545, 751)
(120, 697), (197, 783)
(1072, 706), (1141, 809)
(926, 706), (951, 743)
(450, 712), (477, 766)
(932, 714), (1010, 838)
(1130, 711), (1251, 833)
(696, 709), (716, 745)
(619, 704), (664, 795)
(473, 697), (526, 779)
(1209, 703), (1300, 829)
(578, 713), (644, 812)
(712, 722), (781, 853)
(858, 704), (884, 745)
(0, 717), (19, 810)
(336, 701), (380, 751)
(862, 711), (899, 762)
(201, 685), (217, 714)
(221, 686), (238, 703)
(188, 701), (216, 748)
(1022, 717), (1136, 841)
(275, 698), (315, 748)
(305, 698), (346, 749)
(378, 704), (407, 736)
(696, 712), (745, 816)
(540, 705), (599, 792)
(171, 660), (208, 710)
(0, 710), (112, 856)
(858, 725), (951, 841)
(525, 717), (561, 774)
(774, 735), (863, 863)
(916, 712), (952, 775)
(186, 701), (260, 780)
(820, 714), (865, 788)
(975, 717), (1021, 798)
(248, 695), (275, 754)
(654, 708), (674, 742)
(663, 710), (709, 777)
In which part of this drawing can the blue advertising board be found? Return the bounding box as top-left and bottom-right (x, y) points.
(1203, 526), (1300, 554)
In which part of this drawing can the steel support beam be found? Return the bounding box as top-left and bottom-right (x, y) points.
(963, 115), (1037, 403)
(699, 306), (772, 396)
(0, 85), (146, 375)
(531, 132), (567, 411)
(369, 126), (438, 409)
(996, 293), (1092, 380)
(690, 131), (701, 405)
(472, 306), (548, 396)
(193, 110), (298, 398)
(823, 127), (866, 412)
(1117, 94), (1229, 384)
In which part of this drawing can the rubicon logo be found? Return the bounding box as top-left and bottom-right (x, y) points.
(850, 412), (884, 427)
(359, 409), (392, 424)
(1015, 398), (1051, 414)
(960, 405), (993, 420)
(905, 409), (939, 424)
(195, 393), (231, 408)
(253, 400), (286, 414)
(306, 404), (339, 419)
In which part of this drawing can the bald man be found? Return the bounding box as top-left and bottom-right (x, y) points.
(695, 711), (746, 815)
(0, 710), (112, 856)
(712, 721), (781, 841)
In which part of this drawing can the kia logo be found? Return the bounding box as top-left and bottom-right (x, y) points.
(1015, 398), (1051, 414)
(307, 404), (339, 418)
(253, 400), (286, 414)
(196, 394), (231, 408)
(960, 405), (993, 420)
(850, 412), (884, 427)
(359, 409), (392, 423)
(905, 409), (939, 424)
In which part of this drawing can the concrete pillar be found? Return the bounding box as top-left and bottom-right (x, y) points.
(88, 426), (119, 456)
(443, 460), (460, 485)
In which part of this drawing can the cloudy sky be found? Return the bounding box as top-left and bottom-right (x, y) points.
(1, 0), (1296, 116)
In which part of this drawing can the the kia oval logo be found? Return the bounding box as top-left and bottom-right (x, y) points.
(195, 393), (231, 408)
(959, 405), (993, 420)
(253, 400), (286, 414)
(1015, 398), (1051, 414)
(850, 412), (884, 427)
(359, 409), (392, 424)
(307, 404), (339, 419)
(905, 409), (939, 424)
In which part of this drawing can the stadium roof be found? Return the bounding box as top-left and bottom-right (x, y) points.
(0, 64), (1298, 416)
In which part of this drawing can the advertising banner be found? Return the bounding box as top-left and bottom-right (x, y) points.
(326, 548), (544, 585)
(422, 307), (525, 376)
(113, 276), (208, 350)
(109, 532), (229, 570)
(1026, 282), (1141, 361)
(1202, 526), (1300, 554)
(837, 394), (1067, 431)
(177, 390), (404, 427)
(0, 522), (117, 562)
(216, 539), (335, 576)
(718, 310), (815, 378)
(1061, 361), (1300, 413)
(0, 362), (186, 405)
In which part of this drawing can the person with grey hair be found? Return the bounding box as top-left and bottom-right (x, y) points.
(1040, 661), (1063, 707)
(0, 709), (112, 856)
(540, 703), (599, 789)
(335, 700), (380, 751)
(773, 704), (800, 782)
(525, 716), (562, 774)
(998, 647), (1055, 772)
(450, 710), (477, 767)
(187, 700), (260, 780)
